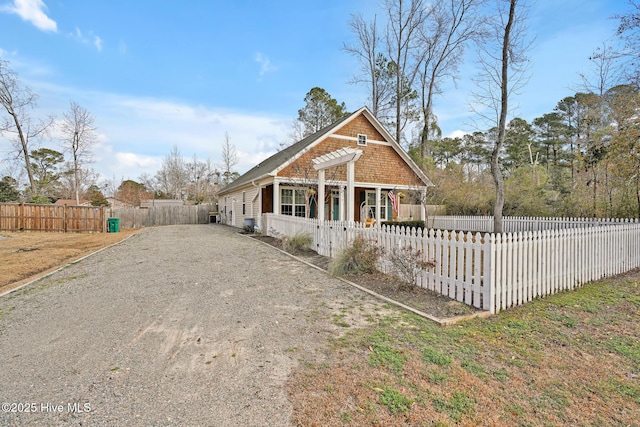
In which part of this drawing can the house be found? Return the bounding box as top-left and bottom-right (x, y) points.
(54, 199), (91, 206)
(105, 197), (136, 209)
(217, 106), (433, 229)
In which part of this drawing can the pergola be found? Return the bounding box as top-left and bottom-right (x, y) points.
(312, 147), (363, 222)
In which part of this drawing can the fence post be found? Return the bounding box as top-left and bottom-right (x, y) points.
(20, 202), (24, 231)
(484, 233), (495, 313)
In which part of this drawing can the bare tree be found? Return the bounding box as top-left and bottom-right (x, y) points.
(577, 43), (624, 216)
(279, 119), (305, 150)
(59, 101), (97, 204)
(471, 0), (530, 233)
(186, 153), (211, 203)
(418, 0), (484, 158)
(0, 58), (54, 195)
(155, 145), (189, 199)
(221, 132), (238, 186)
(201, 158), (221, 202)
(344, 14), (395, 120)
(384, 0), (430, 145)
(615, 0), (640, 85)
(58, 162), (98, 200)
(580, 43), (624, 96)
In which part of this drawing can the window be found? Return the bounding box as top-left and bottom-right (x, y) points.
(242, 191), (246, 215)
(365, 190), (388, 220)
(357, 134), (367, 146)
(281, 188), (307, 217)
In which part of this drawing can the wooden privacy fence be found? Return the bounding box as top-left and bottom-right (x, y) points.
(108, 204), (216, 228)
(0, 203), (106, 232)
(263, 213), (640, 314)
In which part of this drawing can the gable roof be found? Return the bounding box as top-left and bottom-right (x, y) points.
(219, 106), (432, 195)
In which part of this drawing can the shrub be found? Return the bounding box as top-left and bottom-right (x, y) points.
(282, 233), (313, 254)
(328, 236), (380, 277)
(387, 245), (436, 289)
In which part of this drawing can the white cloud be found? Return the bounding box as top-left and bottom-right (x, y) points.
(83, 94), (289, 180)
(115, 152), (162, 170)
(0, 70), (291, 183)
(1, 0), (57, 32)
(93, 35), (102, 52)
(255, 52), (277, 78)
(69, 26), (103, 52)
(446, 130), (468, 139)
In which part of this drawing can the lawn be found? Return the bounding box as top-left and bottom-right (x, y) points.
(288, 269), (640, 426)
(0, 229), (137, 294)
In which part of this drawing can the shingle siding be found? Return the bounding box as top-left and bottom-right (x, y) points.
(278, 121), (423, 187)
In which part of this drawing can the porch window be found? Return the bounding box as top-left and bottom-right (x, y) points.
(281, 188), (306, 217)
(365, 190), (388, 220)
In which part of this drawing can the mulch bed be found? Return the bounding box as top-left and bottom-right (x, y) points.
(250, 234), (484, 321)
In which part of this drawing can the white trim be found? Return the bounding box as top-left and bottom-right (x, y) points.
(272, 178), (428, 193)
(347, 161), (356, 222)
(330, 133), (392, 146)
(279, 186), (308, 218)
(273, 181), (280, 215)
(317, 169), (325, 221)
(353, 182), (424, 191)
(312, 146), (363, 170)
(339, 186), (345, 222)
(364, 189), (389, 222)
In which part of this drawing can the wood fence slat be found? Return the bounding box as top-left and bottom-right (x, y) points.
(1, 203), (105, 232)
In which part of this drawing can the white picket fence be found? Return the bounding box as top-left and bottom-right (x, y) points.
(426, 215), (637, 233)
(263, 213), (640, 314)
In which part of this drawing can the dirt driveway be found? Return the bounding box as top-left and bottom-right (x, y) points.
(0, 225), (389, 426)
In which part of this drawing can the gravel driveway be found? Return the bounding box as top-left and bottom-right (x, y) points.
(0, 225), (388, 426)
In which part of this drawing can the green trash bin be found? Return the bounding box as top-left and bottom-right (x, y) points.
(107, 217), (120, 233)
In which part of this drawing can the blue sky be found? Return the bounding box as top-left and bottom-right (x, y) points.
(0, 0), (631, 186)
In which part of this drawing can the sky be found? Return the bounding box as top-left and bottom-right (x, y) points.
(0, 0), (632, 188)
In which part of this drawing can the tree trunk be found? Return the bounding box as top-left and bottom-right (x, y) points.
(11, 111), (37, 195)
(492, 0), (516, 234)
(636, 172), (640, 220)
(420, 78), (436, 159)
(592, 166), (597, 217)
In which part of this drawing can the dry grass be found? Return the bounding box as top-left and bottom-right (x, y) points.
(0, 229), (138, 293)
(289, 270), (640, 426)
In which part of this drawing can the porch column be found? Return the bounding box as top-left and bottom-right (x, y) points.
(339, 186), (345, 222)
(421, 189), (427, 221)
(317, 169), (325, 221)
(273, 181), (280, 215)
(346, 161), (355, 222)
(375, 187), (381, 224)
